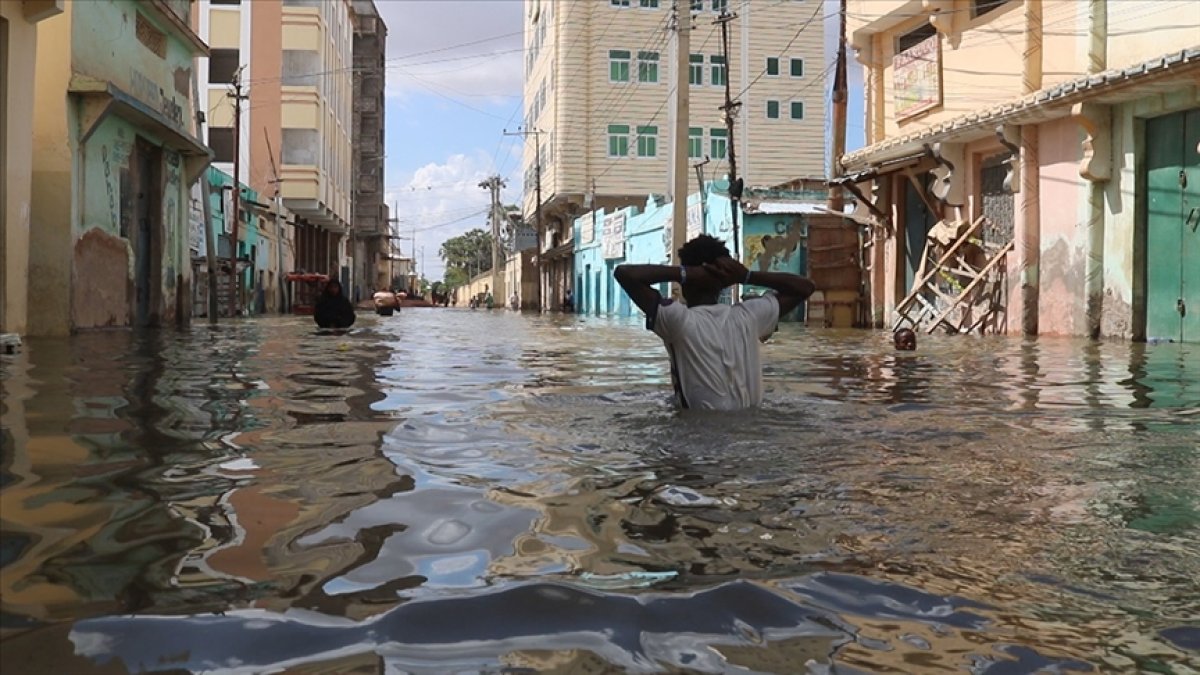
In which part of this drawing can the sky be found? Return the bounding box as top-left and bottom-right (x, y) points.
(376, 0), (864, 282)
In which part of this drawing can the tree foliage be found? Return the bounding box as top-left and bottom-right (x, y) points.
(439, 228), (493, 286)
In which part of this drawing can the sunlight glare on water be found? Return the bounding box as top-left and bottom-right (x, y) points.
(1, 309), (1198, 673)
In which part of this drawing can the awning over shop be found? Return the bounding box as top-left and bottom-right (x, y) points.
(841, 48), (1200, 171)
(70, 76), (213, 183)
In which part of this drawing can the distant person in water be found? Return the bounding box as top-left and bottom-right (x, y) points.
(614, 234), (815, 411)
(894, 327), (917, 351)
(314, 280), (356, 329)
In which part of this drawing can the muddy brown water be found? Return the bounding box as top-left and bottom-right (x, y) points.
(1, 310), (1198, 673)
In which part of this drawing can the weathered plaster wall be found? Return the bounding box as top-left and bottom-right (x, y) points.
(29, 2), (75, 336)
(1037, 117), (1087, 336)
(71, 0), (194, 133)
(1, 3), (42, 335)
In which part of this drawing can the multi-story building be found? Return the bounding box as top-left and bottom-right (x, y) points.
(522, 0), (827, 309)
(839, 0), (1199, 342)
(1, 0), (63, 337)
(197, 0), (354, 298)
(27, 0), (211, 334)
(351, 0), (388, 300)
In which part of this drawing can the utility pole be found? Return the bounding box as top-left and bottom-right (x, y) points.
(715, 8), (742, 262)
(693, 157), (710, 227)
(829, 0), (849, 211)
(228, 67), (249, 317)
(192, 60), (219, 323)
(479, 175), (507, 301)
(504, 127), (544, 310)
(386, 202), (400, 289)
(669, 2), (691, 269)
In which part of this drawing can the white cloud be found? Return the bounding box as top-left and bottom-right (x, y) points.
(384, 152), (520, 281)
(376, 1), (525, 103)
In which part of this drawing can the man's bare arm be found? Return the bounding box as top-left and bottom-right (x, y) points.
(746, 270), (816, 316)
(613, 265), (678, 318)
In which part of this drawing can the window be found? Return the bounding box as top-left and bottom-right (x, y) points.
(689, 54), (704, 85)
(209, 48), (239, 84)
(608, 124), (629, 157)
(710, 128), (727, 159)
(710, 55), (725, 86)
(688, 127), (702, 159)
(790, 58), (804, 77)
(972, 0), (1012, 18)
(790, 101), (804, 119)
(211, 0), (241, 4)
(636, 126), (658, 157)
(610, 0), (630, 6)
(639, 0), (659, 7)
(282, 129), (320, 164)
(713, 0), (728, 12)
(609, 50), (630, 82)
(766, 100), (780, 119)
(897, 23), (937, 52)
(766, 57), (779, 76)
(282, 49), (320, 86)
(690, 0), (702, 12)
(638, 51), (659, 83)
(208, 127), (234, 163)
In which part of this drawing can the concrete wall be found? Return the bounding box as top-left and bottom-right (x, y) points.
(1036, 116), (1087, 336)
(29, 2), (75, 336)
(0, 1), (62, 335)
(29, 0), (207, 334)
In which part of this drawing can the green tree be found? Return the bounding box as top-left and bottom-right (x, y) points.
(439, 228), (493, 281)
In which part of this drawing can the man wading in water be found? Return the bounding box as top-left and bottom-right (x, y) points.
(615, 234), (815, 411)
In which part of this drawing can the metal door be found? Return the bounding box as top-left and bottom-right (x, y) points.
(903, 175), (936, 292)
(1145, 108), (1200, 343)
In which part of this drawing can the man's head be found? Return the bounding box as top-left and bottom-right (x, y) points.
(678, 235), (732, 304)
(325, 280), (343, 297)
(894, 327), (917, 351)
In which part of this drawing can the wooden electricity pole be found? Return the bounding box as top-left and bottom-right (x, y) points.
(829, 0), (849, 211)
(669, 1), (691, 268)
(504, 127), (543, 309)
(228, 67), (249, 316)
(716, 8), (742, 261)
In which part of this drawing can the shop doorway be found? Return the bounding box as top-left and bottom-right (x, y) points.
(133, 138), (163, 326)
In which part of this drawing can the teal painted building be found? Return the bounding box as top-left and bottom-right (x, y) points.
(573, 184), (822, 321)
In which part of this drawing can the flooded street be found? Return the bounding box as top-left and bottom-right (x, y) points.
(2, 309), (1199, 673)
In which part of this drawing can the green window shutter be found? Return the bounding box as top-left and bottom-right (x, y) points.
(637, 126), (657, 157)
(790, 58), (804, 77)
(766, 57), (779, 76)
(791, 101), (804, 119)
(711, 55), (726, 86)
(688, 127), (703, 158)
(638, 51), (659, 83)
(766, 100), (779, 119)
(608, 124), (629, 157)
(610, 50), (631, 82)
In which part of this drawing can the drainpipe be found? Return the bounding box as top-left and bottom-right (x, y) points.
(1085, 0), (1107, 339)
(1018, 0), (1042, 335)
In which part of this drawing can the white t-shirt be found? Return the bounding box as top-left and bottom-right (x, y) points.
(650, 295), (780, 410)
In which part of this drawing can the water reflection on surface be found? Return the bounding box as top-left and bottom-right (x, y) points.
(1, 310), (1198, 673)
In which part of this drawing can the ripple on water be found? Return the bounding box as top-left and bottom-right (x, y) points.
(0, 312), (1197, 673)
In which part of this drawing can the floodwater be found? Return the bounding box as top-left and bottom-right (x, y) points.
(1, 309), (1198, 674)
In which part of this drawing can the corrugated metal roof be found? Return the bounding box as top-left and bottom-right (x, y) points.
(842, 48), (1200, 169)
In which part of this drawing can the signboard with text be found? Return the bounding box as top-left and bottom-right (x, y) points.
(893, 35), (941, 119)
(580, 214), (596, 245)
(602, 212), (626, 260)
